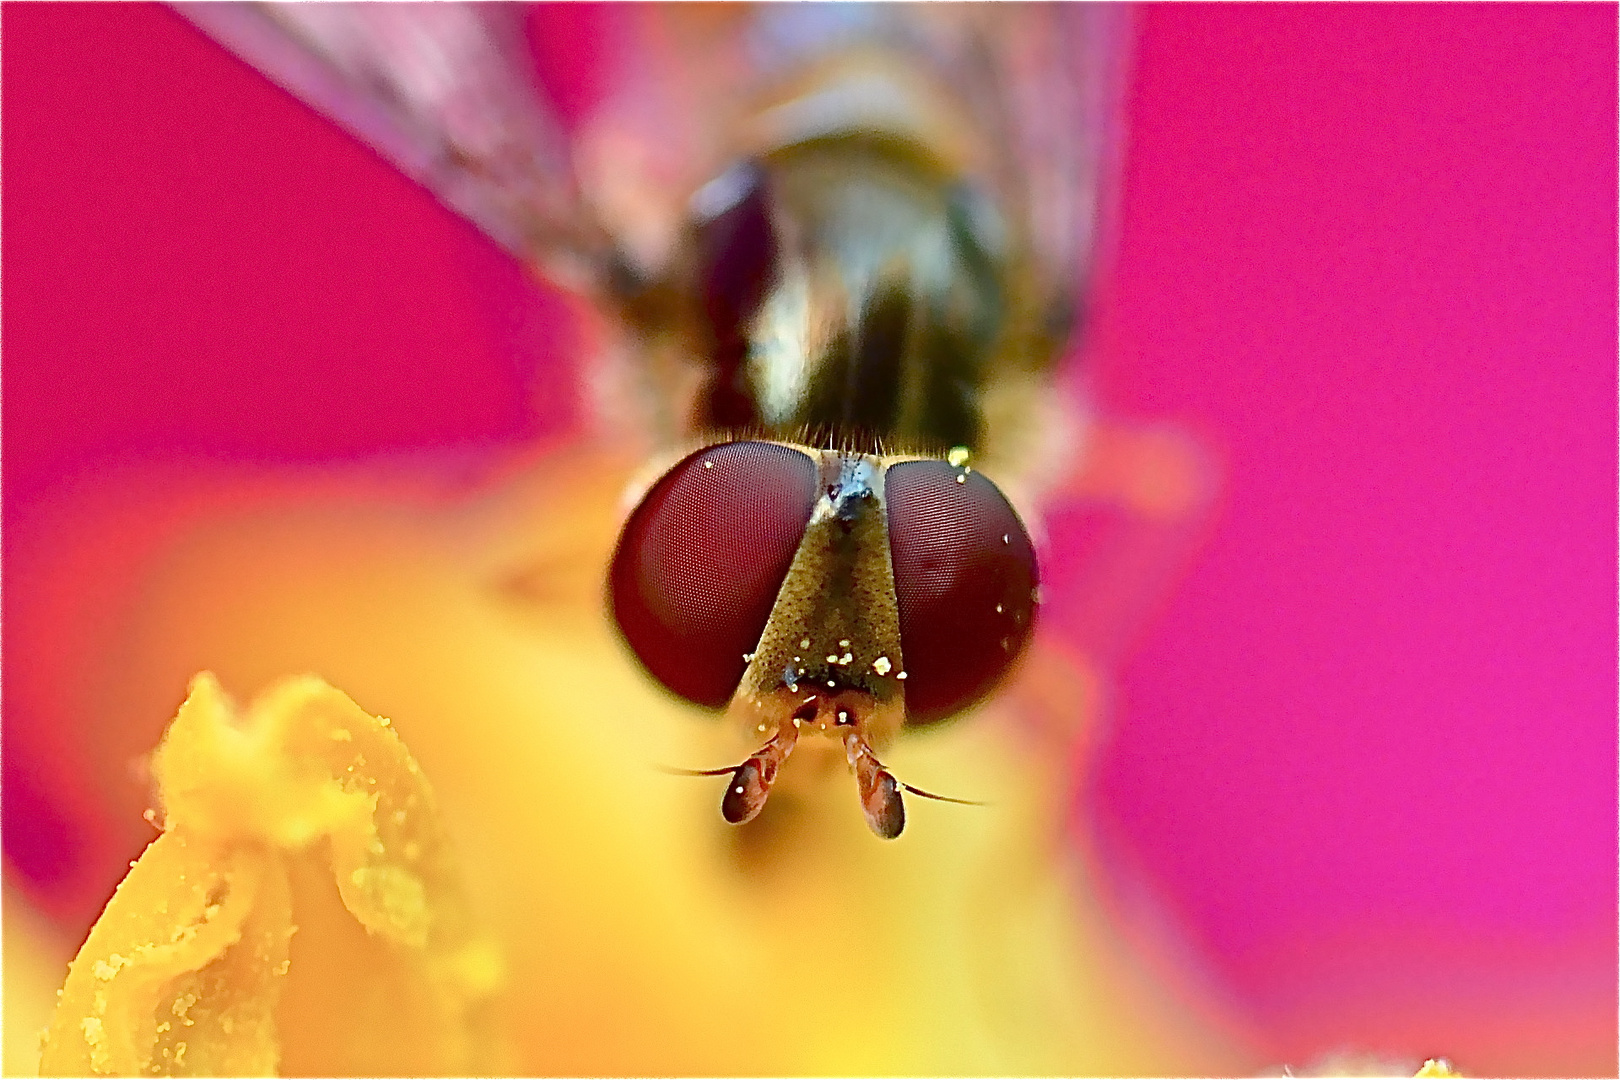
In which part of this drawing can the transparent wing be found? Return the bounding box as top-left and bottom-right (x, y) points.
(177, 1), (618, 292)
(180, 3), (1126, 341)
(957, 3), (1131, 336)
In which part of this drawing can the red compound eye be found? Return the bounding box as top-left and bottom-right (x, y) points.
(610, 441), (818, 708)
(885, 461), (1038, 725)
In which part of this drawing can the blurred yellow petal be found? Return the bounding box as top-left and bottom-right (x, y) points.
(39, 673), (502, 1077)
(22, 447), (1247, 1076)
(4, 882), (76, 1078)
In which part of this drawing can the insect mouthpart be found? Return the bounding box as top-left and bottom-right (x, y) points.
(703, 682), (978, 840)
(609, 440), (1035, 837)
(712, 685), (907, 838)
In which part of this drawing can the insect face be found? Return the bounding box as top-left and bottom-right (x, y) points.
(609, 441), (1037, 836)
(176, 4), (1115, 842)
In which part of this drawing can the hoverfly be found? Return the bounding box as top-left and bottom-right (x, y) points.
(181, 3), (1128, 839)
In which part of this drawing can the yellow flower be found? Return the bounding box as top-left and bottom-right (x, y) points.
(41, 673), (501, 1076)
(18, 443), (1247, 1075)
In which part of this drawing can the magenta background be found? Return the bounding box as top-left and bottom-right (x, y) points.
(1081, 4), (1616, 1069)
(4, 3), (1615, 1074)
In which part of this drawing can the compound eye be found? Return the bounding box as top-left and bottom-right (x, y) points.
(885, 461), (1038, 725)
(610, 441), (818, 708)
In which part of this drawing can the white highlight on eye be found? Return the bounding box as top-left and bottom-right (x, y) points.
(734, 785), (745, 795)
(1002, 534), (1010, 544)
(995, 604), (1003, 614)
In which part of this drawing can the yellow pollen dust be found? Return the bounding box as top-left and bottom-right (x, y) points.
(947, 446), (971, 467)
